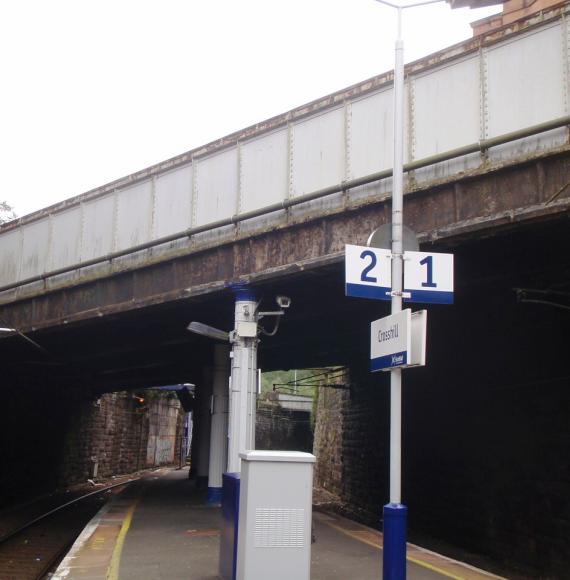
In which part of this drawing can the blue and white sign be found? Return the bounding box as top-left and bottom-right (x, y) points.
(370, 309), (427, 372)
(345, 244), (392, 301)
(404, 251), (454, 304)
(370, 310), (411, 372)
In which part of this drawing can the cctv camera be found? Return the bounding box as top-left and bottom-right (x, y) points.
(275, 295), (291, 309)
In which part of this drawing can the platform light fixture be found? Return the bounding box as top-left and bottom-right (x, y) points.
(187, 321), (230, 342)
(0, 324), (47, 352)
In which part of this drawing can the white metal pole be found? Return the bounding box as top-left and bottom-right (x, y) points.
(390, 5), (404, 506)
(381, 4), (410, 577)
(227, 294), (258, 473)
(371, 3), (444, 577)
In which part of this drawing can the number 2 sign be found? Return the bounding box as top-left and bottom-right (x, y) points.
(345, 245), (392, 300)
(345, 245), (454, 304)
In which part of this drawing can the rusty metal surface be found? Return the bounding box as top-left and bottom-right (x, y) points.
(1, 151), (569, 335)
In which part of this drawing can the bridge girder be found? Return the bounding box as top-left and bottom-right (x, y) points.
(0, 150), (569, 393)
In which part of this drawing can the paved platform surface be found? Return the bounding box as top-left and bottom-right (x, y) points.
(53, 468), (504, 580)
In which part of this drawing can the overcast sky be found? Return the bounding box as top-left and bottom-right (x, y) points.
(1, 0), (501, 219)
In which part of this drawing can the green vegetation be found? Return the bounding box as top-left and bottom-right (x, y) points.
(261, 369), (318, 398)
(260, 367), (345, 434)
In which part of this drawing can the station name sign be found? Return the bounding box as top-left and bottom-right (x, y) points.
(370, 309), (427, 372)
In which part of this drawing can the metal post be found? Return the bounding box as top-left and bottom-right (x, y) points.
(391, 5), (404, 502)
(384, 5), (407, 579)
(227, 289), (258, 474)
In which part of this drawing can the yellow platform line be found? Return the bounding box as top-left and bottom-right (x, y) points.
(408, 554), (463, 580)
(319, 516), (496, 580)
(106, 497), (140, 580)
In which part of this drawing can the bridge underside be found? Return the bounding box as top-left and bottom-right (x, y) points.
(1, 212), (568, 395)
(1, 150), (569, 394)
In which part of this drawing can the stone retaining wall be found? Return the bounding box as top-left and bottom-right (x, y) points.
(256, 398), (313, 453)
(0, 385), (184, 507)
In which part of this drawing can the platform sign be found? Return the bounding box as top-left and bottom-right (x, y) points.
(345, 244), (392, 301)
(370, 309), (427, 372)
(371, 310), (411, 372)
(404, 251), (454, 304)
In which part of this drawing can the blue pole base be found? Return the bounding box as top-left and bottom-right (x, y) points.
(219, 473), (240, 580)
(207, 486), (223, 505)
(383, 503), (408, 580)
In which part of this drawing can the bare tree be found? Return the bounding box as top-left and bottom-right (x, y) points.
(0, 201), (17, 224)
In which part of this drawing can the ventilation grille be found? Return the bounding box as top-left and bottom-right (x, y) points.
(254, 507), (305, 548)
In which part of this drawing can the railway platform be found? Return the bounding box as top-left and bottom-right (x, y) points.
(52, 468), (505, 580)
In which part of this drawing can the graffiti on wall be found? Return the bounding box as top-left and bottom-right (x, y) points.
(146, 398), (180, 466)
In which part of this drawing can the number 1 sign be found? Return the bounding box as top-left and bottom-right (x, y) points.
(404, 251), (454, 304)
(345, 245), (392, 300)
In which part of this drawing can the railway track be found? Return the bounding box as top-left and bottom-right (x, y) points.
(0, 480), (135, 580)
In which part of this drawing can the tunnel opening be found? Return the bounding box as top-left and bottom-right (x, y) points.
(0, 380), (189, 510)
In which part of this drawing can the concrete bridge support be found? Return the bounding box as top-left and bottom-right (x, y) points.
(207, 344), (230, 503)
(195, 368), (213, 489)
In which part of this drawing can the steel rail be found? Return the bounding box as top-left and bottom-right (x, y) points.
(0, 114), (568, 295)
(0, 478), (137, 545)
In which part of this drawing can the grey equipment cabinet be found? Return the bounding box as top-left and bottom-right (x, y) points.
(236, 450), (316, 580)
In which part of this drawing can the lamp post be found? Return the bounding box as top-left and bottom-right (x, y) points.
(188, 290), (291, 476)
(371, 1), (443, 578)
(226, 288), (259, 474)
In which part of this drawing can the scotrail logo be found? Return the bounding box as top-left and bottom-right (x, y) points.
(391, 354), (404, 365)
